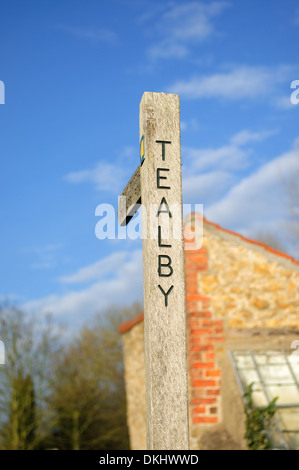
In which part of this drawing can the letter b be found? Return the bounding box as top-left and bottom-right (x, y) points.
(158, 255), (173, 277)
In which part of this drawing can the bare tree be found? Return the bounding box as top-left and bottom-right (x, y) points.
(251, 230), (287, 253)
(47, 302), (142, 450)
(0, 303), (60, 449)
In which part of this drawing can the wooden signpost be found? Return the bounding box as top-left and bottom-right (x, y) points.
(118, 92), (189, 450)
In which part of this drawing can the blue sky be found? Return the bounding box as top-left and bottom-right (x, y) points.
(0, 0), (298, 329)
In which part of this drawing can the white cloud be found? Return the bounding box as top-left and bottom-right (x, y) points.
(65, 161), (128, 193)
(65, 145), (138, 193)
(230, 129), (276, 146)
(180, 118), (201, 132)
(183, 170), (235, 205)
(165, 1), (229, 40)
(180, 121), (188, 131)
(56, 25), (118, 45)
(169, 65), (292, 101)
(147, 1), (230, 60)
(60, 251), (128, 284)
(28, 244), (64, 270)
(149, 41), (189, 60)
(205, 137), (299, 235)
(272, 95), (296, 110)
(182, 128), (273, 175)
(183, 144), (251, 172)
(181, 128), (274, 206)
(23, 250), (143, 328)
(293, 8), (299, 25)
(121, 146), (137, 159)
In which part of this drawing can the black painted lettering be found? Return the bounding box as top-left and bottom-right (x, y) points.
(158, 285), (174, 307)
(158, 225), (171, 248)
(157, 196), (172, 218)
(157, 168), (170, 189)
(156, 140), (171, 161)
(158, 255), (173, 277)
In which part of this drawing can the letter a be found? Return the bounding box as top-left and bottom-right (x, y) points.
(157, 197), (172, 218)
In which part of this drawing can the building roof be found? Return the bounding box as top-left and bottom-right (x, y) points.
(118, 312), (144, 334)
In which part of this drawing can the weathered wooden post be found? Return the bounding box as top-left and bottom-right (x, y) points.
(118, 92), (189, 450)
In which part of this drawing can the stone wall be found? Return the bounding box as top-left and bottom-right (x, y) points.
(200, 220), (299, 330)
(121, 318), (146, 450)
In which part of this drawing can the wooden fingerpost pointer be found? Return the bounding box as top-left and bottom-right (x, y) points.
(118, 92), (189, 450)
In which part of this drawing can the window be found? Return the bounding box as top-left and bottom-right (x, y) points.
(229, 349), (299, 450)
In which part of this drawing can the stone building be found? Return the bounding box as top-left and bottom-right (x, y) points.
(119, 213), (299, 450)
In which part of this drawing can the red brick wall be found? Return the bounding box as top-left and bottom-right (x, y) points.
(184, 228), (224, 428)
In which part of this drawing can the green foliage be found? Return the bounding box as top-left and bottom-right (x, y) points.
(244, 382), (278, 450)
